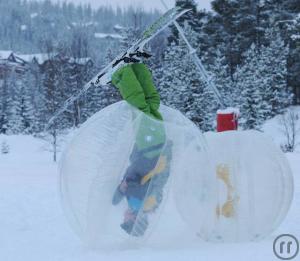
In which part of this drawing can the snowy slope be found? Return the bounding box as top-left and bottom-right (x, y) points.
(0, 121), (299, 261)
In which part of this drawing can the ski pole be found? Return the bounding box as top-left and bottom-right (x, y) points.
(160, 0), (226, 108)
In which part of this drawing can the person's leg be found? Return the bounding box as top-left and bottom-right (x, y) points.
(113, 63), (165, 158)
(142, 140), (173, 213)
(131, 63), (163, 121)
(111, 63), (166, 236)
(130, 63), (170, 214)
(112, 64), (151, 116)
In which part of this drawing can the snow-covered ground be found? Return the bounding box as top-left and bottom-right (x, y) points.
(0, 111), (299, 261)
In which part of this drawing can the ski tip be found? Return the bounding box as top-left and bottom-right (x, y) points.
(181, 8), (193, 14)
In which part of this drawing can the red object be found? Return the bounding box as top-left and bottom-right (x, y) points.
(217, 109), (239, 132)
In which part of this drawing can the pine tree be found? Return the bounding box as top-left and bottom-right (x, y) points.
(233, 26), (292, 129)
(210, 47), (235, 107)
(155, 25), (217, 131)
(234, 44), (271, 129)
(286, 15), (300, 104)
(155, 42), (186, 111)
(209, 0), (271, 76)
(41, 54), (66, 162)
(42, 56), (64, 128)
(168, 0), (205, 45)
(7, 70), (35, 134)
(20, 70), (36, 133)
(63, 59), (81, 127)
(83, 48), (121, 120)
(0, 71), (11, 134)
(261, 27), (292, 116)
(0, 113), (9, 134)
(119, 25), (140, 52)
(28, 62), (46, 133)
(258, 0), (300, 104)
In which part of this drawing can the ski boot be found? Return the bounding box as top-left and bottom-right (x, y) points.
(112, 47), (152, 68)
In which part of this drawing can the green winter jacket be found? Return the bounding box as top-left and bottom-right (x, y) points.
(112, 63), (166, 158)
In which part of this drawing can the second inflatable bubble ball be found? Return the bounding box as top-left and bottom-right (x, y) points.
(174, 130), (294, 242)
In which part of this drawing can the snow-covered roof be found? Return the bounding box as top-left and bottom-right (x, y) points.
(69, 57), (92, 65)
(15, 53), (50, 65)
(217, 107), (240, 115)
(71, 21), (98, 27)
(1, 51), (92, 66)
(21, 25), (27, 31)
(30, 12), (38, 18)
(0, 50), (13, 60)
(114, 24), (125, 30)
(94, 32), (123, 40)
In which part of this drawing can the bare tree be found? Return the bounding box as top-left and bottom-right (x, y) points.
(279, 109), (300, 152)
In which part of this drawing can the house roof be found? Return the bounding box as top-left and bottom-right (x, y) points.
(69, 57), (93, 65)
(0, 51), (92, 66)
(0, 51), (14, 60)
(16, 53), (50, 65)
(30, 12), (38, 18)
(114, 24), (125, 31)
(94, 32), (123, 40)
(21, 25), (27, 31)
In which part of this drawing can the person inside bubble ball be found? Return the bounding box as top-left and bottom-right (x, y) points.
(111, 62), (172, 237)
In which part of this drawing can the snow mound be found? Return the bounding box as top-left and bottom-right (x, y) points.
(59, 101), (207, 248)
(175, 130), (294, 242)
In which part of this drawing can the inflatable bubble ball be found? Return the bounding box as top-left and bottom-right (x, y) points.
(174, 130), (294, 243)
(59, 101), (207, 248)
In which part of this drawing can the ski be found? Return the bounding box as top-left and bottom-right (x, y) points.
(45, 7), (191, 131)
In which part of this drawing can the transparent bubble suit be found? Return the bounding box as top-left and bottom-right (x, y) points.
(59, 101), (207, 248)
(174, 130), (294, 242)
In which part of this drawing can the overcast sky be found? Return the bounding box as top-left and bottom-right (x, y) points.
(52, 0), (212, 11)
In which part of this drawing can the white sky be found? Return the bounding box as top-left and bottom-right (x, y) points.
(52, 0), (212, 11)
